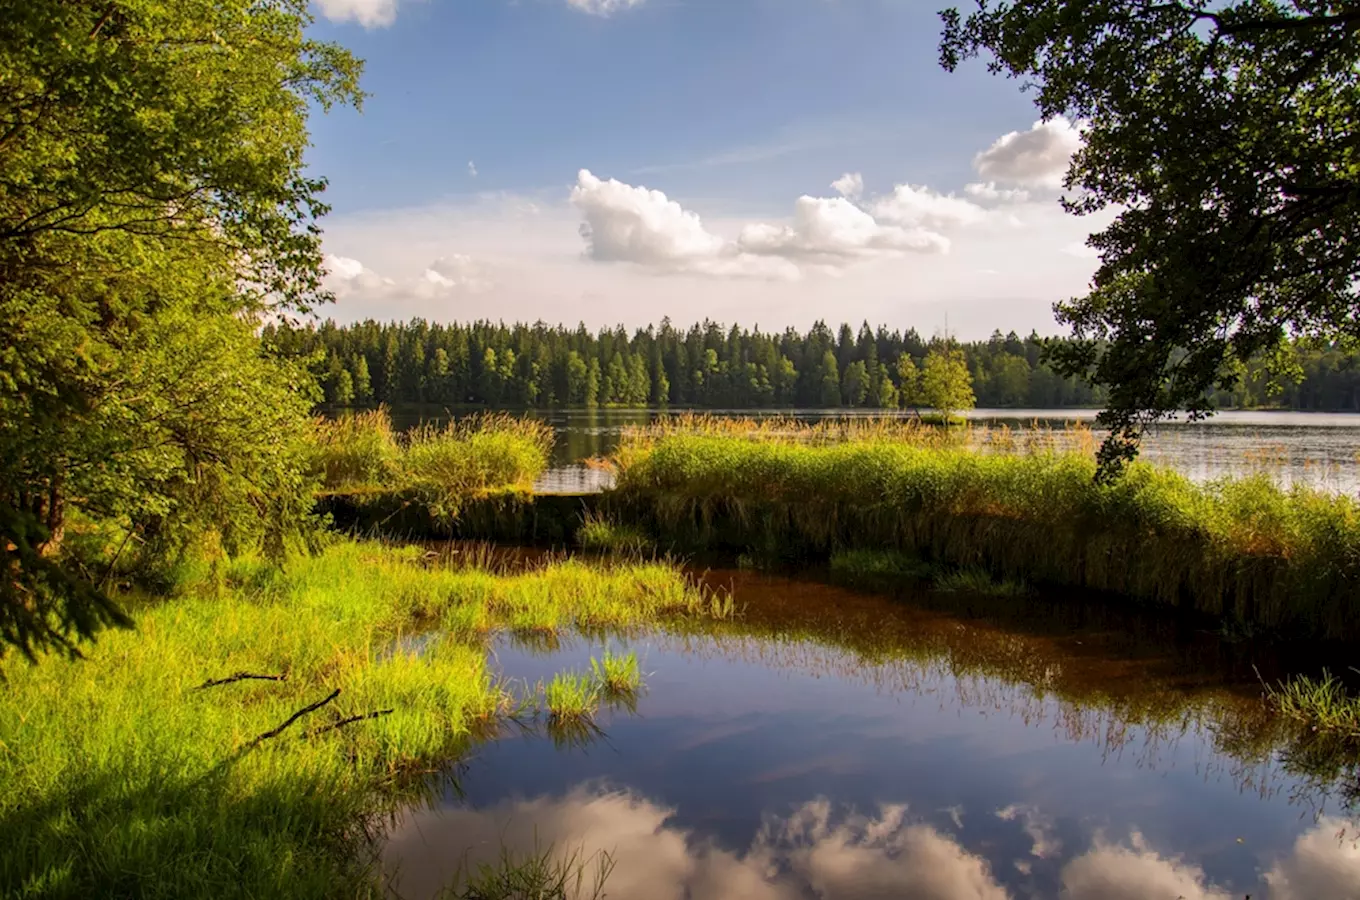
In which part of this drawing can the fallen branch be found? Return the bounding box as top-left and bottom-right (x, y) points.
(306, 708), (395, 738)
(195, 671), (287, 690)
(247, 689), (340, 747)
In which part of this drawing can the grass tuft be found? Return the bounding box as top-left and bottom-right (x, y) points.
(1265, 671), (1360, 737)
(590, 650), (642, 698)
(542, 672), (602, 722)
(576, 513), (654, 556)
(441, 842), (614, 900)
(933, 567), (1032, 597)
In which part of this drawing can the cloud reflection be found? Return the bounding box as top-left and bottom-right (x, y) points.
(384, 788), (1360, 900)
(384, 788), (1006, 900)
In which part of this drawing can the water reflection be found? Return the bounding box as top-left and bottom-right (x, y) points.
(384, 786), (1360, 900)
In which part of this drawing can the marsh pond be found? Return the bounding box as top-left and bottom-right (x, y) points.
(381, 562), (1360, 899)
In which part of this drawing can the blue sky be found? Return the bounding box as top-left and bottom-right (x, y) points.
(306, 0), (1108, 338)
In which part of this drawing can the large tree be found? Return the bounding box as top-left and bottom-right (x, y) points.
(941, 1), (1360, 475)
(0, 1), (362, 660)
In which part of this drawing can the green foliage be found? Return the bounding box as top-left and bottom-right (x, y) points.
(829, 549), (936, 587)
(1265, 671), (1360, 738)
(614, 426), (1360, 640)
(920, 344), (976, 421)
(0, 0), (363, 659)
(0, 540), (711, 897)
(542, 672), (602, 722)
(941, 1), (1360, 474)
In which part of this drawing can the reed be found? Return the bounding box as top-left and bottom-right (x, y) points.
(590, 650), (643, 698)
(1265, 671), (1360, 737)
(542, 672), (602, 722)
(612, 424), (1360, 641)
(0, 540), (713, 899)
(311, 409), (553, 504)
(576, 512), (654, 556)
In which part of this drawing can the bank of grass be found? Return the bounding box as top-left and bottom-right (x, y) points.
(613, 422), (1360, 641)
(311, 408), (553, 506)
(0, 540), (714, 899)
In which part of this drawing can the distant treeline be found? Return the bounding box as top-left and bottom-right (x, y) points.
(263, 319), (1360, 411)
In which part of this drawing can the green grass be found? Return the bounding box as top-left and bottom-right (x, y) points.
(542, 672), (602, 722)
(0, 540), (715, 899)
(576, 513), (654, 556)
(439, 842), (614, 900)
(311, 409), (553, 508)
(590, 650), (642, 697)
(829, 549), (936, 586)
(612, 426), (1360, 641)
(933, 567), (1031, 597)
(1265, 671), (1360, 737)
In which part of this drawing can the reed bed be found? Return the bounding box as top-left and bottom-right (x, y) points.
(310, 408), (554, 503)
(612, 424), (1360, 641)
(0, 540), (713, 899)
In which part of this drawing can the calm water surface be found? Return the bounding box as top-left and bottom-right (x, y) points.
(382, 570), (1360, 899)
(388, 407), (1360, 495)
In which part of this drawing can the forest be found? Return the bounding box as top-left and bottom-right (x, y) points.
(265, 318), (1360, 411)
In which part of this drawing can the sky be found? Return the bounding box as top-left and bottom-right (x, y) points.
(304, 0), (1111, 340)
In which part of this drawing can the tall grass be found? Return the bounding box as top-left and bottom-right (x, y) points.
(612, 425), (1360, 641)
(311, 408), (553, 502)
(0, 540), (713, 899)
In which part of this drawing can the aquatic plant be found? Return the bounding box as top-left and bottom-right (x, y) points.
(0, 540), (713, 899)
(612, 426), (1360, 641)
(933, 567), (1031, 597)
(440, 842), (615, 900)
(311, 409), (553, 503)
(542, 672), (602, 722)
(576, 512), (654, 556)
(1265, 671), (1360, 738)
(590, 650), (643, 697)
(829, 549), (936, 586)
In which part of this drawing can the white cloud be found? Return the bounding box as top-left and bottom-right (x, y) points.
(314, 0), (400, 28)
(738, 195), (950, 262)
(566, 0), (646, 16)
(832, 172), (864, 199)
(964, 182), (1031, 205)
(467, 160), (478, 178)
(324, 251), (492, 310)
(383, 789), (1009, 900)
(871, 183), (987, 231)
(974, 116), (1083, 190)
(1264, 817), (1360, 900)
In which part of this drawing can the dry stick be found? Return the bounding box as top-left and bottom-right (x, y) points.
(195, 671), (287, 690)
(306, 708), (395, 738)
(247, 689), (340, 747)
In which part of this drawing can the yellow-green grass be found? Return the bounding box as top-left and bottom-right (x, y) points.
(0, 541), (712, 899)
(612, 428), (1360, 641)
(311, 408), (553, 503)
(576, 512), (654, 556)
(590, 650), (643, 698)
(1265, 671), (1360, 737)
(542, 671), (602, 722)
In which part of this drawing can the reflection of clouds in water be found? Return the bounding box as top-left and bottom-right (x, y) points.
(385, 788), (1360, 900)
(1059, 831), (1233, 900)
(1264, 817), (1360, 900)
(384, 788), (1006, 900)
(994, 803), (1061, 859)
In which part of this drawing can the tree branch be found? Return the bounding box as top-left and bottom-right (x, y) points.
(247, 689), (340, 746)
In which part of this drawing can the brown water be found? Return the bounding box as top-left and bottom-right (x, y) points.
(386, 406), (1360, 495)
(381, 569), (1360, 900)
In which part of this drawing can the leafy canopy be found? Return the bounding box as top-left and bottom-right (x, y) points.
(0, 1), (363, 661)
(941, 0), (1360, 475)
(920, 345), (977, 421)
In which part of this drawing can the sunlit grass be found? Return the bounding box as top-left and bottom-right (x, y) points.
(590, 650), (642, 698)
(1265, 671), (1360, 737)
(576, 512), (654, 556)
(542, 672), (602, 723)
(0, 540), (714, 899)
(612, 423), (1360, 640)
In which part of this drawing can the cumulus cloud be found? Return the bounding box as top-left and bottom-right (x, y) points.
(964, 182), (1032, 205)
(1264, 817), (1360, 900)
(832, 172), (864, 199)
(571, 170), (959, 280)
(383, 789), (1009, 900)
(566, 0), (646, 15)
(973, 116), (1082, 190)
(314, 0), (400, 28)
(871, 184), (987, 231)
(324, 252), (492, 306)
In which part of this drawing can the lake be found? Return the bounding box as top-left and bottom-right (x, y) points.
(382, 566), (1360, 899)
(385, 407), (1360, 496)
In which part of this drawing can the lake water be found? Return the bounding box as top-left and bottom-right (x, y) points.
(382, 569), (1360, 900)
(387, 407), (1360, 496)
